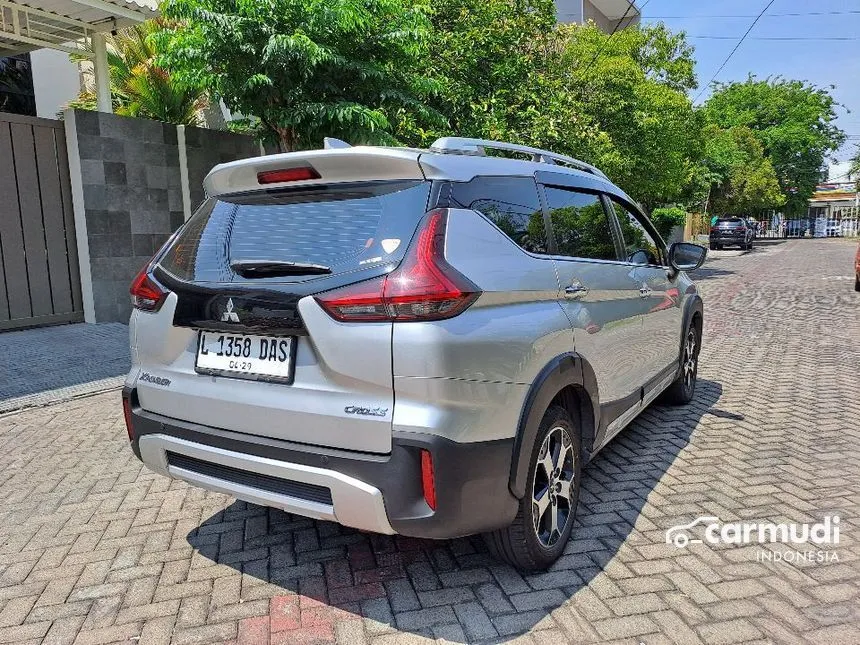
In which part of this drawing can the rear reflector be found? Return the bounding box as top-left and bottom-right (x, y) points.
(122, 396), (134, 441)
(257, 167), (321, 184)
(420, 449), (437, 510)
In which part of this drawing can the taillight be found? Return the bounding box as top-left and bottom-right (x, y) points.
(420, 449), (436, 510)
(122, 396), (134, 441)
(315, 209), (480, 322)
(130, 266), (167, 312)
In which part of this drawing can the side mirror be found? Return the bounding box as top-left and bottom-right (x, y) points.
(669, 242), (706, 272)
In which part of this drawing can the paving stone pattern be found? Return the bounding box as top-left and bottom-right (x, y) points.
(0, 239), (858, 644)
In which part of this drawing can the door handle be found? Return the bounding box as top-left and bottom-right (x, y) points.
(564, 284), (588, 300)
(639, 284), (652, 298)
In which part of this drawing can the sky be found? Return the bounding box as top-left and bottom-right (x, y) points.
(639, 0), (860, 181)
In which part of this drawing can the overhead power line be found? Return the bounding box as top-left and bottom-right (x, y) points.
(692, 0), (777, 104)
(689, 35), (860, 41)
(649, 10), (860, 18)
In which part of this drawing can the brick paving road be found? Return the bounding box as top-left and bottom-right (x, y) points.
(0, 239), (858, 645)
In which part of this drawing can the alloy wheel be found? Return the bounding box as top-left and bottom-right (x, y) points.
(683, 328), (698, 394)
(532, 426), (575, 547)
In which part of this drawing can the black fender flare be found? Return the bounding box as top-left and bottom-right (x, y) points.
(508, 353), (600, 500)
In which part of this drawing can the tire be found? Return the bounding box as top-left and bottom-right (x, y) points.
(855, 275), (860, 292)
(662, 320), (701, 405)
(709, 242), (717, 251)
(484, 405), (582, 571)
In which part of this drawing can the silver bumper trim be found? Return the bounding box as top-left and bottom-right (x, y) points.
(138, 434), (395, 534)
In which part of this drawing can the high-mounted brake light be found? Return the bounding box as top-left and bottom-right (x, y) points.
(257, 166), (321, 184)
(314, 209), (481, 322)
(130, 266), (167, 312)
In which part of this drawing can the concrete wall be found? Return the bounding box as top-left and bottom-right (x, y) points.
(555, 0), (584, 23)
(30, 49), (81, 120)
(65, 110), (260, 323)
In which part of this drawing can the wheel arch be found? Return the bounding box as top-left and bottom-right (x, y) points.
(509, 353), (600, 500)
(681, 293), (704, 357)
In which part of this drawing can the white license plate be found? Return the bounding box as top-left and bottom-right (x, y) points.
(195, 331), (295, 383)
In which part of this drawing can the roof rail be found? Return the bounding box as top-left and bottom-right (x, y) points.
(428, 137), (608, 179)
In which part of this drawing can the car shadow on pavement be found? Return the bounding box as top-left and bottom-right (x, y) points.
(188, 379), (723, 642)
(691, 265), (735, 282)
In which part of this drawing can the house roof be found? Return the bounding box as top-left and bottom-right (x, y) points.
(0, 0), (157, 57)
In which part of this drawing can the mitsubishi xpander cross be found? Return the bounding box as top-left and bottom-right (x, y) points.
(123, 137), (706, 570)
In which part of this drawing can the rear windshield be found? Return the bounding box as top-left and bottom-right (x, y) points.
(158, 180), (430, 283)
(716, 218), (744, 226)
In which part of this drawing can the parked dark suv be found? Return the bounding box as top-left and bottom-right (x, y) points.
(710, 217), (753, 250)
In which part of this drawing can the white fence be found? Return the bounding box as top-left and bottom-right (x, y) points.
(752, 206), (860, 239)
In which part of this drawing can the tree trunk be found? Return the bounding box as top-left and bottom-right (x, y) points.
(275, 126), (295, 152)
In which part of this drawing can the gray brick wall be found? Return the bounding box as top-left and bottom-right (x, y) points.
(184, 125), (261, 211)
(70, 111), (259, 323)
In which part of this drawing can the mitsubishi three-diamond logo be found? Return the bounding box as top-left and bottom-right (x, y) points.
(221, 298), (240, 323)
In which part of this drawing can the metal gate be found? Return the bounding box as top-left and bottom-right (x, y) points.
(749, 207), (860, 239)
(0, 112), (83, 331)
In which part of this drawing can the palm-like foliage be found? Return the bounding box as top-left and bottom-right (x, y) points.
(69, 20), (207, 125)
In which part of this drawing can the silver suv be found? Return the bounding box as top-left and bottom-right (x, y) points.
(123, 137), (706, 570)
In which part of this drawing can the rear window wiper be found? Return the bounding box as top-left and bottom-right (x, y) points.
(230, 260), (332, 277)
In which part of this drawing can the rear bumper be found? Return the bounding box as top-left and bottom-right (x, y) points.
(139, 433), (395, 534)
(710, 234), (746, 243)
(125, 388), (518, 539)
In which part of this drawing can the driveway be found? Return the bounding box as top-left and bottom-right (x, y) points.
(0, 239), (858, 644)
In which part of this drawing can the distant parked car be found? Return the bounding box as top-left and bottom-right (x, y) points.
(710, 217), (754, 250)
(784, 219), (809, 238)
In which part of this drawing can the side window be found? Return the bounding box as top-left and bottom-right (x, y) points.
(448, 177), (548, 254)
(610, 199), (664, 266)
(542, 186), (618, 261)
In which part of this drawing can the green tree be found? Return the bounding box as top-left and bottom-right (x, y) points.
(396, 0), (607, 159)
(702, 77), (845, 214)
(560, 22), (703, 209)
(650, 206), (687, 241)
(69, 21), (207, 125)
(700, 125), (785, 216)
(157, 0), (439, 150)
(400, 6), (702, 209)
(850, 146), (860, 190)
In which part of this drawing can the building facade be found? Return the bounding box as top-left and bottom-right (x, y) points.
(556, 0), (641, 29)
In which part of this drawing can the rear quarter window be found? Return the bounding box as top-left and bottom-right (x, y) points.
(447, 176), (549, 254)
(159, 181), (431, 283)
